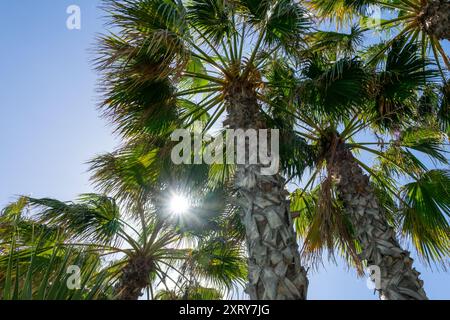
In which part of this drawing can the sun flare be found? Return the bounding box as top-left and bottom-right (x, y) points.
(169, 194), (190, 216)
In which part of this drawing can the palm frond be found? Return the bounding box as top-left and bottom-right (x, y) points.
(187, 0), (233, 45)
(399, 169), (450, 267)
(27, 195), (123, 246)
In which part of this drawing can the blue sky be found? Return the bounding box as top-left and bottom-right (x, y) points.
(0, 1), (448, 299)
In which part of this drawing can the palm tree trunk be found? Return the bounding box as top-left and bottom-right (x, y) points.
(115, 256), (152, 300)
(224, 83), (308, 300)
(329, 144), (428, 300)
(419, 0), (450, 41)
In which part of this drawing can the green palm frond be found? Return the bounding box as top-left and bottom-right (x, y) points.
(360, 41), (389, 67)
(399, 127), (448, 164)
(306, 25), (365, 58)
(235, 0), (272, 24)
(97, 1), (190, 138)
(0, 242), (113, 300)
(27, 195), (123, 246)
(1, 198), (67, 247)
(372, 144), (427, 178)
(399, 169), (450, 266)
(1, 197), (29, 222)
(182, 285), (223, 300)
(307, 0), (378, 25)
(88, 147), (161, 208)
(290, 188), (316, 238)
(298, 56), (368, 116)
(369, 37), (437, 130)
(155, 285), (222, 300)
(187, 0), (233, 45)
(184, 237), (247, 293)
(263, 0), (311, 52)
(0, 220), (63, 249)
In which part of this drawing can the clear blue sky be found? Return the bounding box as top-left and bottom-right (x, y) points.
(0, 1), (448, 299)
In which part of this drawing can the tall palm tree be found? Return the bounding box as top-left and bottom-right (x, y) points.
(97, 0), (313, 300)
(265, 39), (449, 299)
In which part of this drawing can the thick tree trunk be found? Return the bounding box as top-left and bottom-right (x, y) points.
(419, 0), (450, 41)
(224, 83), (308, 300)
(115, 256), (152, 300)
(329, 145), (428, 300)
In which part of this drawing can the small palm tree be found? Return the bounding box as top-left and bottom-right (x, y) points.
(97, 0), (314, 299)
(0, 192), (246, 300)
(87, 132), (249, 299)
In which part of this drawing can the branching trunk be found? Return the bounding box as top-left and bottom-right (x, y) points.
(419, 0), (450, 41)
(329, 145), (428, 300)
(115, 256), (153, 300)
(224, 82), (308, 300)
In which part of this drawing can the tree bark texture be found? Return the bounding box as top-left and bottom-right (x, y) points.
(224, 82), (308, 300)
(329, 145), (428, 300)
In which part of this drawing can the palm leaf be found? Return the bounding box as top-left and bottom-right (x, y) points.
(399, 169), (450, 267)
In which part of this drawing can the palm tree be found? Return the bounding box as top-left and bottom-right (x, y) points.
(307, 0), (450, 75)
(265, 38), (449, 299)
(97, 0), (313, 300)
(87, 135), (249, 298)
(0, 192), (246, 300)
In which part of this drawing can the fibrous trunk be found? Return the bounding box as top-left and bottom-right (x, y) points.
(419, 0), (450, 40)
(329, 145), (427, 300)
(115, 256), (153, 300)
(224, 82), (308, 300)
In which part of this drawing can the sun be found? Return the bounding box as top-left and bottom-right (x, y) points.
(169, 194), (190, 216)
